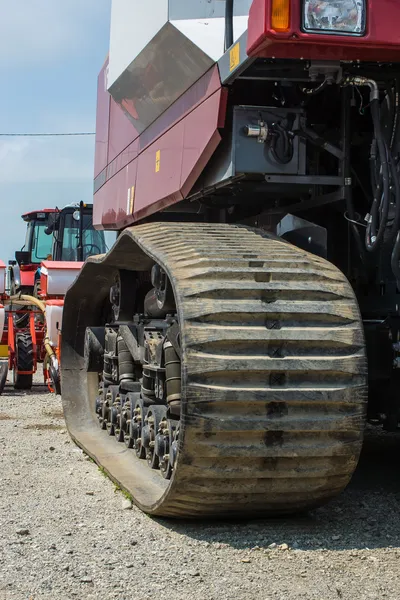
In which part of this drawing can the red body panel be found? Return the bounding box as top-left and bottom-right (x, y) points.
(248, 0), (400, 62)
(94, 62), (111, 178)
(19, 269), (35, 288)
(93, 66), (225, 229)
(41, 261), (83, 270)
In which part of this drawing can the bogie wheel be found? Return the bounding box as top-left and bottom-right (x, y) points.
(159, 418), (179, 480)
(133, 399), (148, 459)
(13, 332), (34, 390)
(102, 386), (118, 433)
(144, 405), (166, 470)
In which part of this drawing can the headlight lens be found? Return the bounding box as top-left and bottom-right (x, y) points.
(303, 0), (365, 35)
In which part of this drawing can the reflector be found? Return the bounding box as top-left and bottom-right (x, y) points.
(271, 0), (290, 32)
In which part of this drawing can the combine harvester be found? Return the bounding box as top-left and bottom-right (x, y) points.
(62, 0), (400, 517)
(0, 203), (110, 394)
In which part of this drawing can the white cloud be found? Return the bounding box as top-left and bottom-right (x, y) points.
(0, 0), (110, 67)
(0, 135), (95, 182)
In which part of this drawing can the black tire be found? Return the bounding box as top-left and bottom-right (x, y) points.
(10, 282), (32, 329)
(33, 279), (41, 299)
(13, 333), (33, 390)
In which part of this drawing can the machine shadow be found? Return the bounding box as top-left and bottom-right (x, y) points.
(157, 428), (400, 552)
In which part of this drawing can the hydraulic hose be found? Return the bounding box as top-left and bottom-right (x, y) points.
(365, 99), (391, 252)
(225, 0), (234, 51)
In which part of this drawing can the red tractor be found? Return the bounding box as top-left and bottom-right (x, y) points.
(0, 203), (112, 393)
(61, 0), (400, 517)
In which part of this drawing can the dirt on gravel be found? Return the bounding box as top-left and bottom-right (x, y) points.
(1, 380), (400, 600)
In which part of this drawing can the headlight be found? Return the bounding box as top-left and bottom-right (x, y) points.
(303, 0), (366, 35)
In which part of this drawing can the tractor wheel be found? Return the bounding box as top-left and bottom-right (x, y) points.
(33, 279), (41, 299)
(13, 333), (33, 390)
(10, 281), (31, 329)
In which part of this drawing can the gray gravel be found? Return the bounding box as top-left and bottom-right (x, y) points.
(1, 380), (400, 600)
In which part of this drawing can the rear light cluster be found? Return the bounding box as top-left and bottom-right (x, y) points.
(271, 0), (366, 35)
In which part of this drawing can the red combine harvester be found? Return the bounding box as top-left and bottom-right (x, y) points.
(62, 0), (400, 517)
(0, 203), (111, 394)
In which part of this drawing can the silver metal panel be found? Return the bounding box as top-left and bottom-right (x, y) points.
(233, 106), (305, 176)
(108, 0), (252, 89)
(190, 134), (235, 195)
(218, 30), (254, 84)
(108, 0), (168, 89)
(169, 0), (252, 21)
(108, 22), (214, 135)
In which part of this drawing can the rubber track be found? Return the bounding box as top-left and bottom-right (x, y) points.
(62, 223), (367, 517)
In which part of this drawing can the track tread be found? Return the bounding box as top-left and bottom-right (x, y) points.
(63, 223), (367, 517)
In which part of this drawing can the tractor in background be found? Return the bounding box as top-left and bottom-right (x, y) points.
(0, 203), (113, 394)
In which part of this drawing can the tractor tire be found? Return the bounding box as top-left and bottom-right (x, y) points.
(10, 282), (32, 329)
(13, 332), (33, 390)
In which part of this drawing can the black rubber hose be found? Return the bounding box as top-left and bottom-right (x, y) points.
(341, 87), (366, 267)
(366, 99), (391, 252)
(388, 154), (400, 239)
(225, 0), (234, 50)
(390, 79), (400, 151)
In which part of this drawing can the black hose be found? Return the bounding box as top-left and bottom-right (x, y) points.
(225, 0), (234, 51)
(341, 87), (366, 267)
(388, 154), (400, 239)
(390, 79), (400, 151)
(365, 99), (391, 252)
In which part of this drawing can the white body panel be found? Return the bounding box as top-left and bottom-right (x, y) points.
(45, 304), (64, 347)
(171, 15), (249, 62)
(108, 0), (169, 88)
(108, 0), (252, 88)
(41, 267), (81, 297)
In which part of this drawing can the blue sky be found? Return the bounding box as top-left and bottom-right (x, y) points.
(0, 0), (111, 261)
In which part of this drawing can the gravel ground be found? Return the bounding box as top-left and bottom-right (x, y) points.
(1, 380), (400, 600)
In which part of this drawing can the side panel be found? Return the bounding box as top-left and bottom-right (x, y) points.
(248, 0), (400, 62)
(108, 95), (139, 163)
(94, 158), (138, 230)
(19, 270), (35, 288)
(94, 62), (110, 178)
(41, 262), (83, 297)
(94, 66), (225, 229)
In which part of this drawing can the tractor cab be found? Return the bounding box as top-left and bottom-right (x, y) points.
(44, 202), (109, 262)
(16, 209), (55, 269)
(9, 203), (111, 296)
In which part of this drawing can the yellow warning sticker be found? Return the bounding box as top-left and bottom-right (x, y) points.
(155, 150), (161, 173)
(0, 345), (7, 358)
(229, 43), (240, 72)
